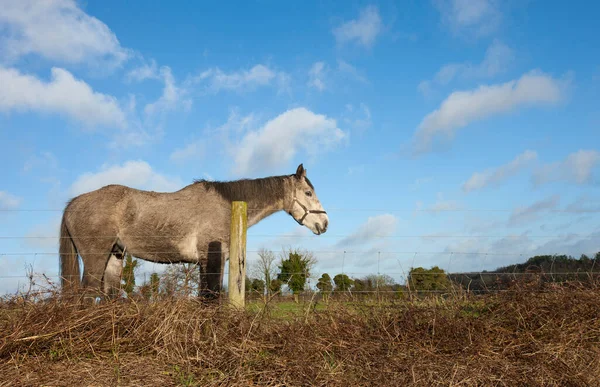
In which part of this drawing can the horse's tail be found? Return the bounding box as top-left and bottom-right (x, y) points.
(59, 211), (80, 294)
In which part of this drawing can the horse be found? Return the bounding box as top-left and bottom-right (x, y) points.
(58, 163), (329, 301)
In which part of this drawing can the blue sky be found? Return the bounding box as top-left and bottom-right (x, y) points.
(0, 0), (599, 294)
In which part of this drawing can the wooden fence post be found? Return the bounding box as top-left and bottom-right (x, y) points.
(228, 201), (247, 309)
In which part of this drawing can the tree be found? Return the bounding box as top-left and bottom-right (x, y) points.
(245, 275), (252, 293)
(121, 253), (139, 296)
(316, 273), (333, 292)
(250, 278), (265, 294)
(159, 263), (201, 297)
(251, 247), (277, 297)
(269, 279), (283, 294)
(276, 247), (316, 302)
(316, 273), (333, 302)
(352, 278), (365, 292)
(407, 266), (451, 293)
(333, 274), (353, 292)
(138, 272), (161, 300)
(150, 272), (160, 296)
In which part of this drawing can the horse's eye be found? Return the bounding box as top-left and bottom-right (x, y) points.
(305, 191), (312, 197)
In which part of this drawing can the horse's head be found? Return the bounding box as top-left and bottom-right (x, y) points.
(287, 163), (329, 235)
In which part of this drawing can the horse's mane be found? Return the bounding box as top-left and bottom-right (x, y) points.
(193, 175), (292, 203)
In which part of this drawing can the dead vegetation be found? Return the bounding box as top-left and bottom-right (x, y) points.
(1, 282), (600, 386)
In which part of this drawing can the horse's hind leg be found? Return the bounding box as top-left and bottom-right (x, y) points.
(103, 253), (123, 299)
(79, 241), (115, 303)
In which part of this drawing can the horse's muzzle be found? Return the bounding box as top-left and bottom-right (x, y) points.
(315, 219), (328, 235)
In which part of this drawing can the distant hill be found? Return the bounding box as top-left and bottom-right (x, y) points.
(449, 252), (600, 291)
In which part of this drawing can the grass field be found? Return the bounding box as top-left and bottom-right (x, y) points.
(1, 282), (600, 386)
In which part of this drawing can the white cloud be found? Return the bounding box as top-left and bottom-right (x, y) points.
(308, 61), (327, 91)
(463, 150), (538, 192)
(107, 126), (155, 150)
(342, 103), (372, 132)
(0, 66), (126, 128)
(144, 66), (192, 117)
(427, 193), (461, 213)
(418, 40), (514, 95)
(434, 0), (501, 37)
(333, 5), (383, 48)
(0, 0), (129, 66)
(532, 150), (600, 186)
(231, 107), (347, 175)
(337, 60), (369, 84)
(125, 59), (159, 82)
(69, 160), (183, 196)
(532, 230), (600, 258)
(306, 60), (369, 92)
(193, 64), (290, 94)
(170, 141), (206, 163)
(476, 40), (515, 77)
(22, 216), (61, 250)
(412, 70), (566, 155)
(413, 193), (461, 217)
(265, 226), (314, 249)
(508, 195), (560, 227)
(428, 200), (460, 213)
(438, 227), (600, 272)
(565, 196), (600, 214)
(335, 214), (398, 248)
(23, 151), (59, 173)
(0, 191), (22, 210)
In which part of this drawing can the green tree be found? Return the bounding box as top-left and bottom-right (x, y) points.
(150, 272), (160, 296)
(352, 278), (365, 292)
(333, 273), (353, 291)
(250, 278), (265, 294)
(407, 266), (451, 293)
(269, 279), (283, 294)
(316, 273), (333, 292)
(277, 247), (316, 302)
(138, 282), (152, 300)
(139, 272), (161, 300)
(316, 273), (333, 301)
(245, 275), (252, 293)
(121, 253), (139, 295)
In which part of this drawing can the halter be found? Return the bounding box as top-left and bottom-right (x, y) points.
(289, 197), (327, 226)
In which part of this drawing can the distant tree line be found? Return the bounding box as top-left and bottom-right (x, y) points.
(118, 250), (600, 300)
(449, 253), (600, 291)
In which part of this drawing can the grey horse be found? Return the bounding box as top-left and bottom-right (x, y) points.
(59, 164), (329, 300)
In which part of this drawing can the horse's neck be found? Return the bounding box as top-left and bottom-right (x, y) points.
(245, 193), (288, 227)
(200, 176), (291, 227)
(247, 201), (284, 226)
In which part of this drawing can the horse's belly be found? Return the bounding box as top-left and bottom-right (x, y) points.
(177, 234), (199, 261)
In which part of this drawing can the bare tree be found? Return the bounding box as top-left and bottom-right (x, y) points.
(250, 247), (277, 297)
(159, 263), (201, 298)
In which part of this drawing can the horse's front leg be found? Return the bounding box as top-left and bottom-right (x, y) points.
(198, 241), (224, 301)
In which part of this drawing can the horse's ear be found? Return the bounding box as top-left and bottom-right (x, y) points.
(295, 163), (306, 178)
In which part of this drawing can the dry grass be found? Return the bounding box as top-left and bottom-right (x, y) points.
(1, 282), (600, 386)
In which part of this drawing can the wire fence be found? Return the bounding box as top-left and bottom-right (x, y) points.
(1, 204), (598, 298)
(1, 207), (598, 213)
(3, 256), (598, 300)
(0, 233), (584, 239)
